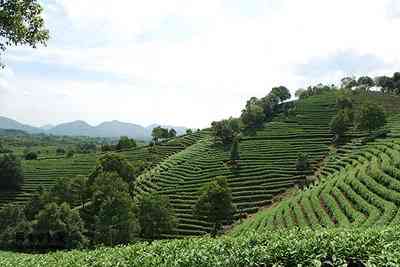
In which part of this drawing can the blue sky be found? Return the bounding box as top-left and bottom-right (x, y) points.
(0, 0), (400, 128)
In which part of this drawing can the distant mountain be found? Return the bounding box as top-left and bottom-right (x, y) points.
(48, 120), (95, 137)
(0, 116), (187, 140)
(40, 124), (54, 131)
(95, 120), (147, 140)
(0, 116), (43, 134)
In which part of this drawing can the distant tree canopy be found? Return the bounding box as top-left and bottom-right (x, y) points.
(295, 84), (337, 99)
(356, 102), (386, 132)
(116, 136), (137, 150)
(193, 176), (235, 237)
(138, 193), (176, 240)
(0, 153), (23, 189)
(240, 86), (291, 129)
(211, 118), (240, 145)
(375, 72), (400, 94)
(24, 151), (38, 160)
(186, 129), (193, 134)
(152, 126), (173, 143)
(0, 0), (49, 66)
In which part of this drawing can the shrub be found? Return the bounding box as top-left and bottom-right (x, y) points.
(24, 151), (38, 160)
(0, 154), (24, 189)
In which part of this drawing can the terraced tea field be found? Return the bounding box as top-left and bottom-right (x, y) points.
(230, 114), (400, 235)
(0, 132), (206, 207)
(135, 93), (338, 236)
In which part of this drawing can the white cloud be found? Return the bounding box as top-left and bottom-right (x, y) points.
(1, 0), (400, 128)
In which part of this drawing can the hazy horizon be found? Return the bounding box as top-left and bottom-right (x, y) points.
(1, 0), (399, 128)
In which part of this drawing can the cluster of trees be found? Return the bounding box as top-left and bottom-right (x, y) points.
(0, 153), (177, 249)
(240, 86), (291, 128)
(330, 91), (386, 143)
(151, 127), (177, 143)
(341, 73), (400, 95)
(295, 84), (337, 99)
(101, 136), (137, 152)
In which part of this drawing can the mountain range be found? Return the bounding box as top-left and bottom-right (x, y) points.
(0, 116), (187, 141)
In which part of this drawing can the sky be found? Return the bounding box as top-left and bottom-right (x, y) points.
(0, 0), (400, 129)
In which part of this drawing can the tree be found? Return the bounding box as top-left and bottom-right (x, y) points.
(0, 204), (31, 248)
(340, 77), (357, 90)
(230, 136), (240, 161)
(138, 193), (176, 240)
(91, 173), (140, 245)
(186, 129), (193, 134)
(357, 76), (375, 88)
(240, 104), (266, 128)
(295, 88), (306, 99)
(168, 128), (177, 138)
(152, 126), (169, 143)
(211, 118), (240, 145)
(116, 136), (136, 150)
(33, 202), (87, 249)
(375, 75), (395, 94)
(270, 86), (291, 102)
(24, 151), (38, 160)
(330, 110), (352, 142)
(296, 153), (310, 171)
(0, 153), (23, 189)
(24, 186), (49, 220)
(56, 148), (66, 155)
(193, 176), (235, 237)
(90, 153), (135, 184)
(0, 0), (49, 66)
(356, 102), (386, 132)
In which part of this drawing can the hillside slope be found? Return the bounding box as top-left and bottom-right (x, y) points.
(134, 93), (338, 236)
(230, 112), (400, 235)
(0, 132), (206, 207)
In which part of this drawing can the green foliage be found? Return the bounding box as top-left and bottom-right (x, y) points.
(33, 202), (87, 249)
(230, 136), (240, 161)
(0, 204), (30, 248)
(295, 84), (337, 99)
(0, 153), (23, 189)
(91, 173), (140, 246)
(116, 136), (137, 151)
(24, 151), (38, 160)
(91, 153), (135, 184)
(168, 128), (177, 138)
(356, 102), (386, 132)
(211, 118), (240, 144)
(186, 129), (193, 134)
(138, 193), (176, 240)
(56, 147), (66, 154)
(0, 0), (49, 66)
(194, 176), (235, 236)
(329, 109), (353, 140)
(2, 227), (400, 266)
(270, 86), (291, 102)
(151, 126), (169, 143)
(240, 104), (265, 128)
(77, 142), (97, 154)
(295, 152), (310, 171)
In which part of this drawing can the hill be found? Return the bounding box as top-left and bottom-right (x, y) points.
(0, 116), (42, 134)
(230, 96), (400, 235)
(0, 116), (187, 140)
